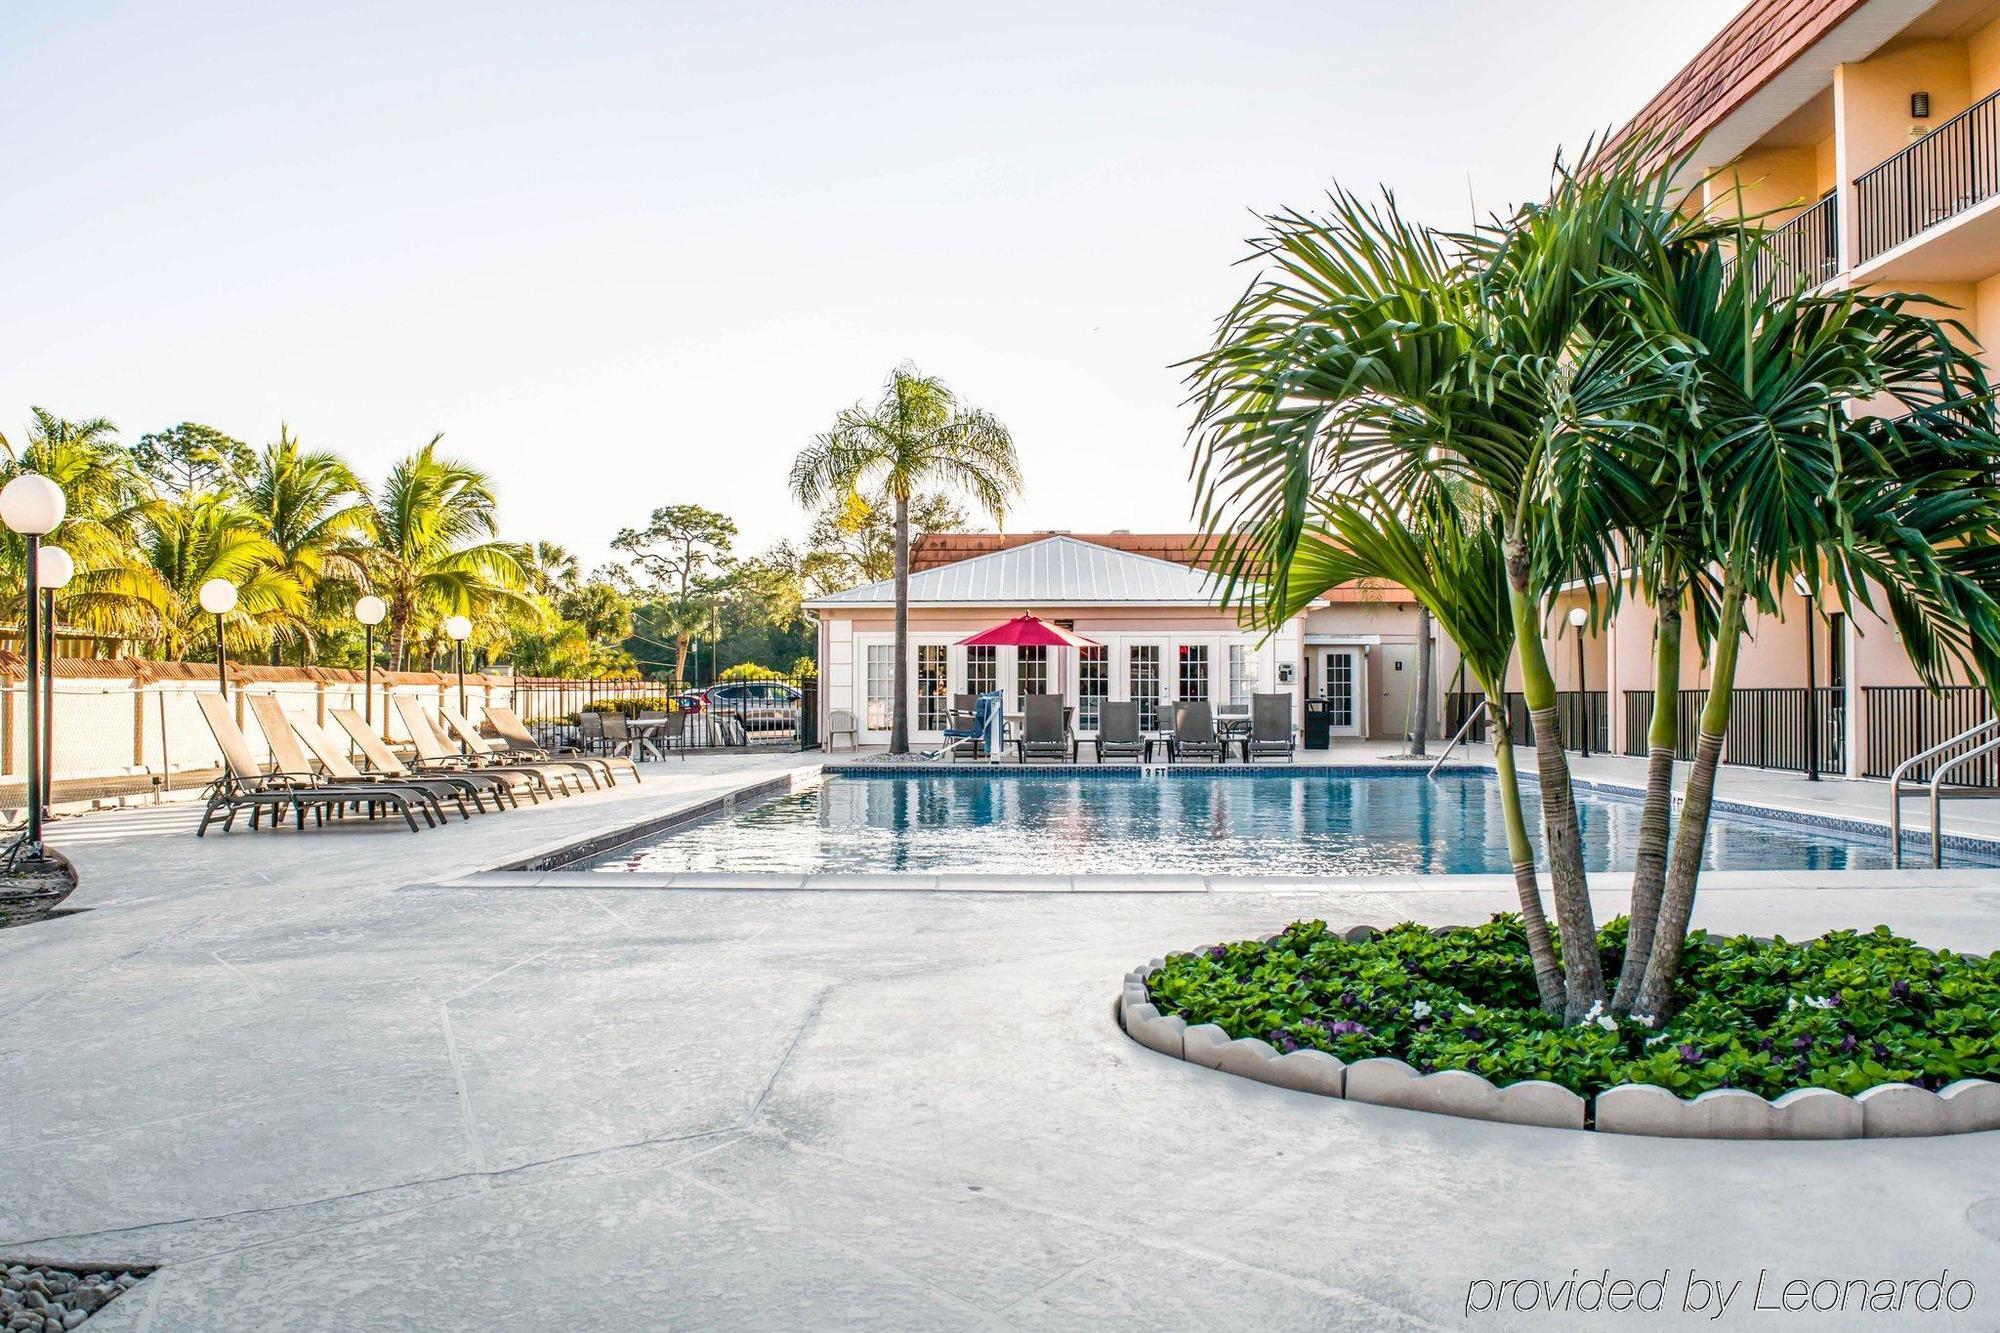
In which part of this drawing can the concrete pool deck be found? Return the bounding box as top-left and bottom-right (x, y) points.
(3, 749), (1998, 1329)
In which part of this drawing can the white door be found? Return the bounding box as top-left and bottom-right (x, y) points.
(1323, 649), (1362, 736)
(1125, 640), (1166, 731)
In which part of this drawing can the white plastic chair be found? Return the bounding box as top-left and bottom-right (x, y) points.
(827, 708), (859, 751)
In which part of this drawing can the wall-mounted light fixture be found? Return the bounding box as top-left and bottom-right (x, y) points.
(1911, 92), (1931, 118)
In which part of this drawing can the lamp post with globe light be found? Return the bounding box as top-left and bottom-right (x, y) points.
(36, 545), (74, 818)
(199, 579), (238, 699)
(445, 615), (472, 753)
(1, 473), (68, 862)
(1567, 604), (1591, 759)
(355, 595), (387, 723)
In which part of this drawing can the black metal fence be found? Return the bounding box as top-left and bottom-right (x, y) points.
(509, 671), (820, 753)
(1621, 687), (1844, 775)
(1856, 87), (2000, 263)
(1444, 691), (1607, 752)
(1752, 193), (1840, 293)
(1862, 685), (1994, 782)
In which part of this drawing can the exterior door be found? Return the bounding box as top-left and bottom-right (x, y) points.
(1125, 640), (1166, 731)
(1323, 649), (1362, 736)
(1377, 644), (1416, 743)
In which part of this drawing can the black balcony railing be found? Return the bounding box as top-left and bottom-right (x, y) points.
(1748, 193), (1840, 294)
(1621, 687), (1844, 776)
(1861, 685), (1996, 781)
(1856, 88), (2000, 263)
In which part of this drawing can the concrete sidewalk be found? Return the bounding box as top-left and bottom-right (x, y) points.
(1, 752), (1996, 1329)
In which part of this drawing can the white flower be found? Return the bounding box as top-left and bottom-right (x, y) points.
(1457, 1003), (1475, 1015)
(1807, 995), (1837, 1010)
(1582, 1000), (1605, 1023)
(1645, 1032), (1671, 1046)
(1411, 1000), (1433, 1020)
(1595, 1015), (1618, 1031)
(1630, 1013), (1655, 1029)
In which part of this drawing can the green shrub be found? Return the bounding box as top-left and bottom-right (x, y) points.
(571, 695), (679, 719)
(1143, 916), (2000, 1100)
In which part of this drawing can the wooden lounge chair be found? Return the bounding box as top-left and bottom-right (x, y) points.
(331, 707), (529, 808)
(277, 702), (486, 818)
(1247, 691), (1296, 762)
(1091, 701), (1147, 763)
(247, 694), (458, 823)
(437, 702), (623, 788)
(1015, 693), (1071, 763)
(485, 704), (641, 782)
(394, 697), (583, 798)
(194, 694), (432, 835)
(1168, 701), (1226, 763)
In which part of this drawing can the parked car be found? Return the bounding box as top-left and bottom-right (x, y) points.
(698, 682), (802, 733)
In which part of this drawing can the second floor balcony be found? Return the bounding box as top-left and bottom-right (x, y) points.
(1855, 87), (2000, 271)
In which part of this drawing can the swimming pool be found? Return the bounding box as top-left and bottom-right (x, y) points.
(578, 769), (1985, 876)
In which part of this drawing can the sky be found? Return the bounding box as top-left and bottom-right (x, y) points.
(0, 0), (1746, 569)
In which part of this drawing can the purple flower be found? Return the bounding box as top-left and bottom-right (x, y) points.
(1462, 1025), (1485, 1042)
(1839, 1033), (1859, 1056)
(1872, 1041), (1892, 1062)
(1758, 1037), (1776, 1054)
(1793, 1056), (1812, 1076)
(1890, 979), (1913, 1002)
(1339, 990), (1361, 1009)
(1792, 1034), (1814, 1053)
(1321, 1019), (1371, 1038)
(1677, 1044), (1703, 1065)
(1206, 945), (1227, 962)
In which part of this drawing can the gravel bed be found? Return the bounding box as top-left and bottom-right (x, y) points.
(2, 1264), (147, 1330)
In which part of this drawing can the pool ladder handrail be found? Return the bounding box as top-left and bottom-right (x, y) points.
(1889, 716), (2000, 867)
(1429, 697), (1492, 778)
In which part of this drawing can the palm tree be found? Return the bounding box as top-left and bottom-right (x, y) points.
(242, 426), (373, 661)
(363, 439), (527, 668)
(790, 366), (1022, 753)
(130, 494), (304, 658)
(0, 409), (158, 642)
(1187, 170), (1680, 1019)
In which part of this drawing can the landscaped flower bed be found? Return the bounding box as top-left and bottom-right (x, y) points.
(1144, 917), (2000, 1101)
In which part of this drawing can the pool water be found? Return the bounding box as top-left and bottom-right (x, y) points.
(581, 770), (1973, 876)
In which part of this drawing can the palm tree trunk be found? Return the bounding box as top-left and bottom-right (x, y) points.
(1491, 696), (1564, 1012)
(1631, 590), (1746, 1021)
(890, 492), (911, 756)
(1506, 536), (1605, 1021)
(1407, 607), (1432, 757)
(1611, 603), (1680, 1016)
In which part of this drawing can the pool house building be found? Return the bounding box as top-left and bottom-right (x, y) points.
(804, 532), (1439, 749)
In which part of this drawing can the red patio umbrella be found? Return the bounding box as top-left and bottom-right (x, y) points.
(956, 614), (1100, 649)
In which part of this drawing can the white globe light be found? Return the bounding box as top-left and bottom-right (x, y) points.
(198, 578), (239, 615)
(1566, 606), (1589, 628)
(354, 595), (387, 626)
(36, 545), (75, 591)
(444, 615), (473, 642)
(0, 474), (66, 535)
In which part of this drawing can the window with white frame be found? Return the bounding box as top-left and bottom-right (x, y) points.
(1329, 651), (1355, 727)
(917, 644), (948, 731)
(966, 645), (997, 698)
(1227, 643), (1252, 706)
(865, 643), (895, 730)
(1129, 645), (1162, 729)
(1078, 646), (1108, 730)
(1177, 644), (1210, 702)
(1017, 645), (1048, 698)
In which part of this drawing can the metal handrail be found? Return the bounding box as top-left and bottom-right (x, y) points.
(1889, 716), (2000, 866)
(1429, 697), (1491, 777)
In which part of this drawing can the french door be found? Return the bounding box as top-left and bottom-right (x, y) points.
(1323, 649), (1361, 736)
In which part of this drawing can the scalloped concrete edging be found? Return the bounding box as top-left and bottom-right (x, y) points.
(1117, 927), (2000, 1140)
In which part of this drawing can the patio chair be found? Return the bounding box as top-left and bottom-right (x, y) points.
(578, 711), (608, 754)
(1015, 693), (1071, 763)
(637, 709), (687, 762)
(939, 692), (988, 760)
(392, 697), (581, 799)
(331, 708), (528, 808)
(600, 712), (640, 760)
(282, 705), (485, 818)
(247, 694), (459, 823)
(483, 704), (641, 782)
(194, 694), (432, 836)
(436, 702), (619, 788)
(1168, 701), (1226, 763)
(1248, 692), (1296, 762)
(826, 708), (859, 752)
(1091, 701), (1147, 763)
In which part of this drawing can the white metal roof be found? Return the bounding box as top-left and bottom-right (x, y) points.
(805, 535), (1233, 609)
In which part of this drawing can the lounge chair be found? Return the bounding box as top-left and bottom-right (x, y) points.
(283, 705), (488, 817)
(1167, 701), (1226, 763)
(485, 704), (642, 781)
(194, 694), (432, 835)
(1015, 693), (1070, 763)
(437, 701), (625, 787)
(247, 694), (459, 823)
(393, 697), (583, 798)
(1247, 691), (1296, 762)
(1091, 701), (1147, 763)
(331, 708), (529, 808)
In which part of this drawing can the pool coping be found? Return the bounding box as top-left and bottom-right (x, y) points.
(407, 760), (2000, 894)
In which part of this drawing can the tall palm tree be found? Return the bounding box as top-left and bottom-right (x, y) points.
(242, 426), (373, 661)
(1187, 170), (1680, 1019)
(363, 438), (527, 668)
(130, 493), (304, 658)
(790, 366), (1022, 753)
(0, 409), (158, 641)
